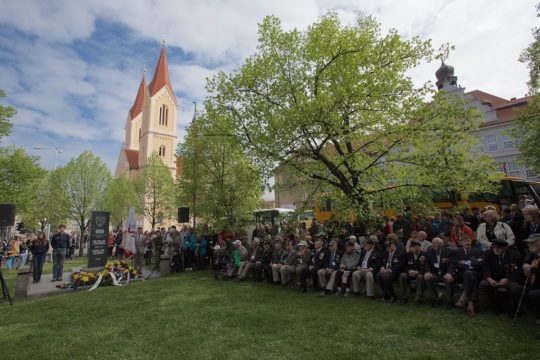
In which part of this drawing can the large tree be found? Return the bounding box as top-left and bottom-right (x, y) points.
(207, 13), (498, 219)
(0, 89), (15, 140)
(134, 153), (175, 230)
(59, 151), (111, 256)
(0, 146), (45, 224)
(511, 3), (540, 173)
(177, 111), (263, 229)
(102, 174), (138, 230)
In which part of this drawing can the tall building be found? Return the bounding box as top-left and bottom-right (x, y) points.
(115, 43), (178, 179)
(435, 62), (537, 180)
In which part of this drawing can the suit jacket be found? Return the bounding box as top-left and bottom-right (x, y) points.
(483, 249), (523, 283)
(260, 247), (273, 266)
(296, 248), (312, 267)
(404, 251), (427, 274)
(248, 245), (263, 263)
(282, 249), (297, 266)
(381, 249), (406, 274)
(324, 250), (343, 270)
(310, 247), (328, 270)
(357, 249), (381, 272)
(424, 246), (456, 276)
(271, 248), (283, 264)
(455, 247), (484, 273)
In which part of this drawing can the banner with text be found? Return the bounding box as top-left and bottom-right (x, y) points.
(88, 211), (110, 268)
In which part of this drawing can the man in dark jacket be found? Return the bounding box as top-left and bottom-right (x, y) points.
(376, 239), (406, 302)
(454, 235), (484, 317)
(319, 241), (342, 296)
(424, 237), (457, 308)
(255, 241), (273, 283)
(352, 239), (381, 299)
(481, 238), (523, 316)
(519, 234), (540, 325)
(399, 241), (426, 305)
(50, 224), (70, 282)
(299, 238), (327, 292)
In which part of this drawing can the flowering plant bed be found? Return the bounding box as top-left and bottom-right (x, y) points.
(56, 261), (141, 290)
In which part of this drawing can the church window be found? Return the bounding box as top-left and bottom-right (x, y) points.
(159, 104), (168, 126)
(159, 145), (166, 157)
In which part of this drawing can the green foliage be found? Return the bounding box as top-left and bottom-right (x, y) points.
(512, 3), (540, 173)
(207, 12), (499, 220)
(134, 152), (175, 230)
(177, 111), (263, 230)
(58, 151), (111, 255)
(0, 89), (15, 140)
(0, 146), (45, 224)
(102, 175), (138, 229)
(25, 169), (71, 230)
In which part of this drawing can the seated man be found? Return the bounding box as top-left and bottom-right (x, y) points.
(299, 238), (327, 293)
(454, 234), (484, 317)
(399, 240), (426, 305)
(424, 237), (456, 308)
(295, 241), (312, 291)
(279, 242), (297, 286)
(481, 238), (523, 316)
(352, 239), (381, 299)
(237, 238), (262, 281)
(319, 241), (342, 296)
(271, 241), (284, 285)
(377, 238), (405, 302)
(335, 242), (360, 296)
(520, 234), (540, 326)
(255, 240), (273, 283)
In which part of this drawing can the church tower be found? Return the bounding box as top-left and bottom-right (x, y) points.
(115, 42), (178, 179)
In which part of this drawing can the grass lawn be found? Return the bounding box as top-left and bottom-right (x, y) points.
(0, 271), (538, 360)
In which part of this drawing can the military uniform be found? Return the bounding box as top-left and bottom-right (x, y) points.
(454, 247), (484, 303)
(399, 250), (427, 302)
(352, 248), (381, 297)
(424, 246), (456, 305)
(481, 247), (523, 314)
(376, 249), (406, 300)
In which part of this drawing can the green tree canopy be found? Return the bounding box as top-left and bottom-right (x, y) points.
(58, 151), (111, 256)
(0, 146), (45, 224)
(0, 90), (15, 140)
(177, 111), (263, 230)
(102, 174), (138, 229)
(134, 153), (175, 230)
(511, 3), (540, 173)
(207, 12), (499, 218)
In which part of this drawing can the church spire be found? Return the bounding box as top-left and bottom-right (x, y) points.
(148, 43), (177, 103)
(129, 70), (146, 119)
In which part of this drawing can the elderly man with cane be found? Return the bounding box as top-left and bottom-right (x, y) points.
(511, 233), (540, 326)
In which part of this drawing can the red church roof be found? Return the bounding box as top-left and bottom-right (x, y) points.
(129, 76), (146, 119)
(148, 45), (177, 104)
(466, 90), (509, 107)
(125, 149), (139, 170)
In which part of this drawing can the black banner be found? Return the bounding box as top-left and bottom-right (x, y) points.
(88, 211), (110, 268)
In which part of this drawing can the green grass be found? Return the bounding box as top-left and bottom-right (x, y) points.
(0, 271), (538, 360)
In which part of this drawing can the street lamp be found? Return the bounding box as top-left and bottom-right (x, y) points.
(33, 146), (63, 169)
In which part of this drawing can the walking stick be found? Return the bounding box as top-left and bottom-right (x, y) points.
(512, 274), (530, 327)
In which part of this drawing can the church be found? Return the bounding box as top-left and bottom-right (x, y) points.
(115, 42), (179, 180)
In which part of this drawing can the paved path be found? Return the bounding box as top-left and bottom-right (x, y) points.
(26, 265), (161, 298)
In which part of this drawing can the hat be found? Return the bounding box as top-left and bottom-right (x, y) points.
(298, 240), (307, 247)
(232, 240), (241, 246)
(491, 239), (508, 247)
(524, 233), (540, 243)
(410, 241), (422, 247)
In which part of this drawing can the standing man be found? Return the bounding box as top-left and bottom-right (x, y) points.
(50, 224), (70, 282)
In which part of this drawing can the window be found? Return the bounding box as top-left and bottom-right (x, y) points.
(159, 104), (168, 126)
(485, 134), (498, 152)
(474, 145), (484, 153)
(509, 171), (521, 177)
(501, 136), (515, 150)
(507, 161), (518, 171)
(159, 145), (166, 157)
(526, 168), (537, 178)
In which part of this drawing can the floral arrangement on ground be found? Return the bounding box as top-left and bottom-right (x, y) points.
(56, 261), (140, 289)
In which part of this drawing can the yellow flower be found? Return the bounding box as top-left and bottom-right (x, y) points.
(81, 276), (89, 283)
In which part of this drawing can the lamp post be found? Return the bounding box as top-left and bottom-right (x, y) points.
(33, 146), (63, 169)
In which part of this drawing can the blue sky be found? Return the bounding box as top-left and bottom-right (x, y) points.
(0, 0), (537, 177)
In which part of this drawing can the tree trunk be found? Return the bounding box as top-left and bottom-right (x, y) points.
(78, 222), (85, 257)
